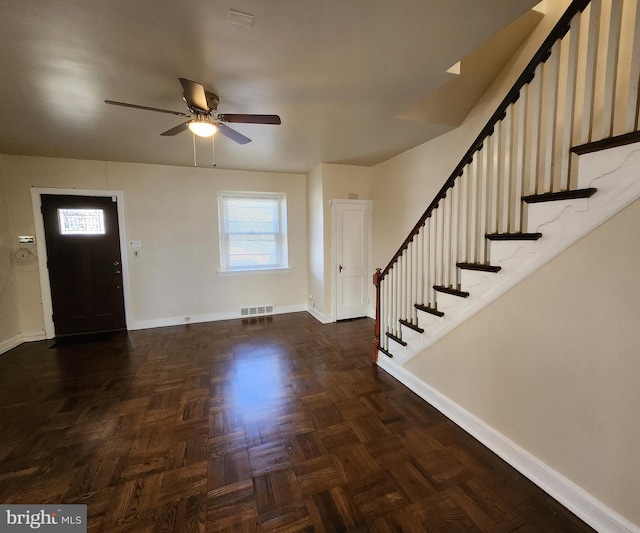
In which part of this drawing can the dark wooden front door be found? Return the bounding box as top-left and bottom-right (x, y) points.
(41, 194), (126, 336)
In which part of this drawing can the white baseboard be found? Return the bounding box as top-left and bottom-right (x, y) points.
(21, 331), (47, 343)
(1, 331), (49, 354)
(377, 357), (639, 533)
(307, 306), (334, 324)
(130, 304), (308, 331)
(0, 334), (22, 355)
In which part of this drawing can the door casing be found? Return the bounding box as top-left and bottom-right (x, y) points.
(32, 188), (132, 339)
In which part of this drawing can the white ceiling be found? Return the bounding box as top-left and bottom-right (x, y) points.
(0, 0), (539, 174)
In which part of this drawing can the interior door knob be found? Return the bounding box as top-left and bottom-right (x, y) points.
(339, 265), (343, 272)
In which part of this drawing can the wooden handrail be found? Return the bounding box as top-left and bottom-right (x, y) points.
(372, 268), (381, 363)
(380, 0), (590, 279)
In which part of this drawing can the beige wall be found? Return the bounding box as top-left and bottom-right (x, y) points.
(0, 155), (308, 337)
(406, 198), (640, 524)
(0, 165), (21, 345)
(306, 163), (373, 320)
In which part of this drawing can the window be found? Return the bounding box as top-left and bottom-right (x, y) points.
(58, 208), (105, 235)
(218, 192), (289, 273)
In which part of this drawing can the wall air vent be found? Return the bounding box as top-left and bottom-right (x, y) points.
(240, 305), (274, 317)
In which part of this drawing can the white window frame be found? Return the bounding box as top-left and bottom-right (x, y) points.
(217, 191), (289, 275)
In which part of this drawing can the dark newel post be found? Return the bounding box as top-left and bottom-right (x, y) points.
(372, 268), (381, 363)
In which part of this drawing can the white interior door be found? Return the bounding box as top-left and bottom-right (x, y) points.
(335, 200), (370, 320)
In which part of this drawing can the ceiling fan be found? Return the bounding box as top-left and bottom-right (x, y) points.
(105, 78), (281, 145)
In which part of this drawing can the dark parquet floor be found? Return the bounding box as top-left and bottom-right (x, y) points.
(0, 313), (594, 532)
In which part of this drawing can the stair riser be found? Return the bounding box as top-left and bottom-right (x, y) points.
(386, 335), (407, 353)
(434, 291), (471, 318)
(399, 324), (423, 343)
(489, 239), (537, 264)
(459, 269), (500, 295)
(524, 197), (590, 234)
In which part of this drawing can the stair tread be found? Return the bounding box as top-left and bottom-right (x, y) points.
(456, 262), (502, 273)
(414, 303), (445, 317)
(522, 188), (597, 203)
(385, 331), (407, 346)
(434, 285), (470, 298)
(486, 232), (542, 241)
(571, 130), (640, 155)
(399, 319), (424, 334)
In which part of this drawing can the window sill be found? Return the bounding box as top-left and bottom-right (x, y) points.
(217, 267), (292, 277)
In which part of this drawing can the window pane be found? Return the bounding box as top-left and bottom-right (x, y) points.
(58, 208), (105, 235)
(229, 234), (277, 267)
(219, 192), (288, 272)
(227, 199), (278, 234)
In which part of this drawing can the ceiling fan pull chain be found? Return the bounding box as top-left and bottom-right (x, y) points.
(192, 133), (197, 167)
(212, 136), (216, 167)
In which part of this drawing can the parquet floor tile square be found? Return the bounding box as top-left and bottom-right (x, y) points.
(0, 313), (595, 531)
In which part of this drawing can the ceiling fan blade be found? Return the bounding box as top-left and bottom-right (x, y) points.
(105, 100), (189, 117)
(217, 123), (252, 144)
(160, 122), (190, 136)
(179, 78), (209, 111)
(219, 113), (281, 125)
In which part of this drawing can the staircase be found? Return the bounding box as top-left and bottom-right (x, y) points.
(373, 0), (640, 363)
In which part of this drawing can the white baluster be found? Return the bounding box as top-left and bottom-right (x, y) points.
(436, 205), (444, 289)
(380, 271), (391, 350)
(540, 41), (560, 194)
(450, 182), (460, 287)
(467, 156), (478, 264)
(487, 133), (499, 234)
(442, 194), (451, 287)
(477, 146), (489, 264)
(416, 227), (424, 312)
(499, 109), (513, 233)
(513, 90), (527, 232)
(558, 17), (581, 191)
(582, 0), (602, 143)
(459, 166), (469, 267)
(399, 254), (406, 326)
(525, 66), (543, 195)
(427, 217), (436, 307)
(599, 0), (623, 137)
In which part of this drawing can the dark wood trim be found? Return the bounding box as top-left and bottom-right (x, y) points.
(385, 331), (407, 347)
(399, 319), (424, 334)
(377, 345), (394, 358)
(372, 268), (381, 363)
(571, 130), (640, 155)
(522, 188), (597, 203)
(456, 262), (502, 273)
(434, 286), (470, 298)
(485, 232), (542, 241)
(380, 0), (589, 279)
(414, 303), (444, 317)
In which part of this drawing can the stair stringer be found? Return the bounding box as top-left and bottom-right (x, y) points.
(378, 141), (640, 367)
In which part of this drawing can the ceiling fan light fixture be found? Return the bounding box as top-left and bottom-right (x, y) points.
(188, 119), (218, 137)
